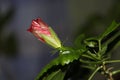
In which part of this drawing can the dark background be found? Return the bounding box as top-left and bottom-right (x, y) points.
(0, 0), (120, 80)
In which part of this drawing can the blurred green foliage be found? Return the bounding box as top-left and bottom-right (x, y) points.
(0, 7), (18, 57)
(75, 0), (120, 37)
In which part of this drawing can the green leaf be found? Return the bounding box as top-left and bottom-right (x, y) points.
(35, 50), (81, 80)
(43, 69), (65, 80)
(97, 21), (120, 54)
(59, 50), (81, 65)
(35, 57), (62, 80)
(74, 34), (86, 49)
(105, 34), (120, 53)
(99, 21), (120, 40)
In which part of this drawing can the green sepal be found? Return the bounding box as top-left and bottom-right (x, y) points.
(40, 27), (62, 49)
(49, 27), (61, 47)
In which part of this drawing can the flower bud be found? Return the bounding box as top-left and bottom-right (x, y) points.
(27, 18), (61, 48)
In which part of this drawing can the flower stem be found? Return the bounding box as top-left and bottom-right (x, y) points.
(88, 67), (101, 80)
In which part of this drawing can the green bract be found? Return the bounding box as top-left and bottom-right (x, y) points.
(41, 27), (61, 49)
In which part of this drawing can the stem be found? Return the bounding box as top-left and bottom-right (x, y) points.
(98, 40), (102, 58)
(108, 73), (114, 80)
(105, 60), (120, 63)
(80, 59), (102, 64)
(88, 67), (101, 80)
(98, 40), (102, 51)
(112, 70), (120, 75)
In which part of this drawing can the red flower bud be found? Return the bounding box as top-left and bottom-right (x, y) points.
(27, 18), (51, 42)
(27, 18), (61, 48)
